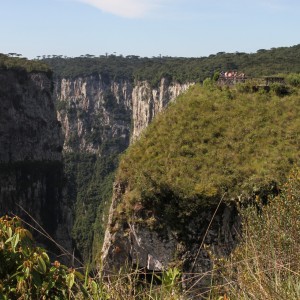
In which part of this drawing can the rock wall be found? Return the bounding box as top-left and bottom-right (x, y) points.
(0, 69), (71, 256)
(54, 75), (192, 151)
(131, 78), (192, 140)
(55, 75), (132, 154)
(0, 70), (62, 162)
(102, 182), (240, 290)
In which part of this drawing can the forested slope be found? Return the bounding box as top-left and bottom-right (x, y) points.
(43, 44), (300, 85)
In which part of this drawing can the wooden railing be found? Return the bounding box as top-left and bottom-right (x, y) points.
(217, 76), (285, 87)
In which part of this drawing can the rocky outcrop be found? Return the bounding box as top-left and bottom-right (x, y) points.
(102, 182), (178, 272)
(0, 68), (71, 256)
(102, 182), (240, 290)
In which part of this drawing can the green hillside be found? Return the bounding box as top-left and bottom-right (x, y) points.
(115, 78), (300, 224)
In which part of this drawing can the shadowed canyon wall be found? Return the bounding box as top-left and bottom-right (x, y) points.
(0, 69), (72, 254)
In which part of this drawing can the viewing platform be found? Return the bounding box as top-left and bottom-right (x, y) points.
(217, 72), (285, 87)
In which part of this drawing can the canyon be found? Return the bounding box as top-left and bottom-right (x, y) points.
(54, 74), (193, 262)
(2, 46), (299, 291)
(0, 64), (192, 264)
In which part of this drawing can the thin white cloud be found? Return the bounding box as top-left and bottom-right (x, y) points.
(76, 0), (166, 18)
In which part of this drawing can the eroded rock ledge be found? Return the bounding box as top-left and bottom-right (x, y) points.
(102, 182), (240, 290)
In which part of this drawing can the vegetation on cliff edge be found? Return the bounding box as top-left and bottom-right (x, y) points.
(0, 54), (50, 74)
(211, 168), (300, 300)
(47, 45), (300, 267)
(116, 79), (300, 224)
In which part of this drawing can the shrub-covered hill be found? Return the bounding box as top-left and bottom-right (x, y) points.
(115, 82), (300, 221)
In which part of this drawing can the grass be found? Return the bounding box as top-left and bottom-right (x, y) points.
(115, 81), (300, 228)
(98, 168), (299, 300)
(210, 168), (300, 300)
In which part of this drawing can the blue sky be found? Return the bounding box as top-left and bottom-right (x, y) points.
(1, 0), (300, 58)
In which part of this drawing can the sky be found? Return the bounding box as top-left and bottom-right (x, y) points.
(1, 0), (300, 59)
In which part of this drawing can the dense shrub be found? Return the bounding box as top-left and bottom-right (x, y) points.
(0, 53), (50, 74)
(269, 82), (290, 96)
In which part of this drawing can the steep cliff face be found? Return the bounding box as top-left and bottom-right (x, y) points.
(53, 74), (192, 263)
(0, 69), (71, 254)
(0, 70), (62, 162)
(55, 76), (192, 151)
(53, 74), (132, 262)
(131, 78), (192, 140)
(55, 75), (132, 154)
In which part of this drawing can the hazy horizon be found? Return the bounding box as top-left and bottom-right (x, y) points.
(2, 0), (300, 59)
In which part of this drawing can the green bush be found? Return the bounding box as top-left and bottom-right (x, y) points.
(203, 77), (213, 88)
(0, 216), (183, 299)
(0, 216), (81, 299)
(286, 73), (300, 87)
(269, 82), (290, 96)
